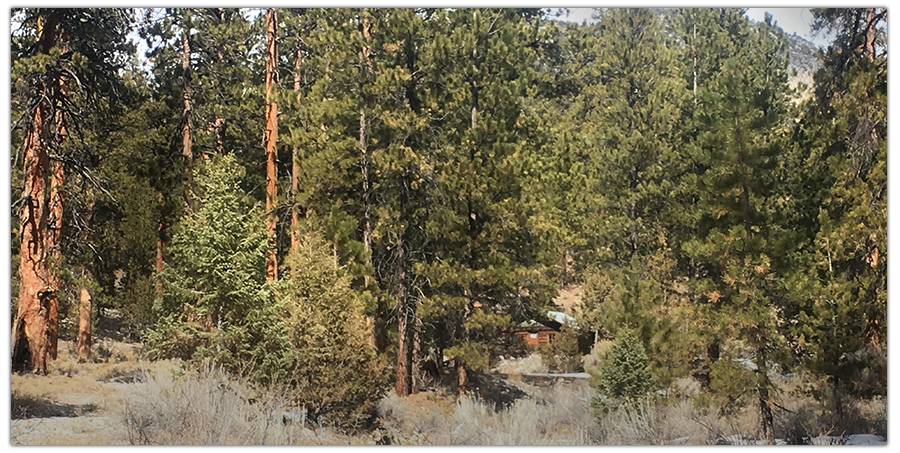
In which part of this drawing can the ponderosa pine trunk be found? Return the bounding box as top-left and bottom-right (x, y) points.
(359, 9), (373, 270)
(756, 338), (775, 445)
(156, 217), (165, 299)
(12, 13), (61, 374)
(77, 288), (92, 362)
(214, 8), (226, 155)
(264, 8), (278, 282)
(358, 9), (378, 347)
(181, 23), (194, 211)
(45, 30), (69, 361)
(864, 8), (877, 62)
(411, 316), (422, 394)
(395, 243), (410, 397)
(291, 45), (302, 251)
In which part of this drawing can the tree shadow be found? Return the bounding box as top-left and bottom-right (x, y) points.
(11, 392), (97, 420)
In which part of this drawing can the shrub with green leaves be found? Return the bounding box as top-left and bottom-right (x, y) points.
(277, 227), (389, 429)
(540, 324), (584, 373)
(595, 328), (655, 400)
(143, 155), (290, 383)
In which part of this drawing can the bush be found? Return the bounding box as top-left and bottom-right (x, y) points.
(142, 155), (291, 383)
(539, 324), (584, 373)
(277, 228), (389, 429)
(594, 328), (654, 401)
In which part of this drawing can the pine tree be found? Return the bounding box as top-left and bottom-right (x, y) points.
(569, 8), (694, 386)
(11, 8), (134, 373)
(784, 8), (887, 415)
(264, 8), (279, 282)
(144, 154), (290, 382)
(679, 13), (792, 444)
(277, 228), (389, 427)
(595, 328), (654, 400)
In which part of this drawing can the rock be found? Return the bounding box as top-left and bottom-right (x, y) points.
(844, 434), (886, 445)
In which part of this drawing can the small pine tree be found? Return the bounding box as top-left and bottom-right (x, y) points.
(596, 328), (655, 400)
(277, 227), (390, 428)
(144, 154), (290, 383)
(540, 324), (583, 373)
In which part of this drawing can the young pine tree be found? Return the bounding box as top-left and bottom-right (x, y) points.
(144, 154), (290, 383)
(277, 228), (390, 428)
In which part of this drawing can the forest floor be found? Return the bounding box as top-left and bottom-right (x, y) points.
(10, 339), (180, 445)
(10, 328), (887, 445)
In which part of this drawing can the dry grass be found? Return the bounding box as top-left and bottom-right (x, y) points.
(119, 365), (369, 445)
(377, 383), (597, 445)
(552, 284), (582, 315)
(12, 339), (887, 446)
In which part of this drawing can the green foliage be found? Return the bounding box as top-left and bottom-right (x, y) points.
(277, 227), (389, 428)
(144, 155), (290, 383)
(539, 324), (583, 373)
(594, 329), (655, 400)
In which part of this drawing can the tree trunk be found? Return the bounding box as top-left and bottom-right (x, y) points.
(291, 45), (302, 251)
(12, 13), (61, 375)
(456, 358), (468, 397)
(359, 9), (378, 346)
(213, 10), (226, 156)
(156, 218), (165, 299)
(395, 242), (409, 397)
(756, 330), (775, 445)
(46, 30), (69, 361)
(359, 9), (373, 271)
(46, 161), (63, 361)
(77, 288), (92, 362)
(264, 8), (278, 282)
(411, 316), (422, 394)
(181, 24), (194, 211)
(864, 8), (877, 62)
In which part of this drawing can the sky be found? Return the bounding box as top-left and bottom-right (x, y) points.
(553, 7), (834, 48)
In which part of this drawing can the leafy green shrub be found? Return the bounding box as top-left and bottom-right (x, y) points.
(277, 228), (389, 429)
(143, 155), (290, 383)
(540, 324), (584, 373)
(594, 328), (655, 400)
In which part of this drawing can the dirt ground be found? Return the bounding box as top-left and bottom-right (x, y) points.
(10, 340), (178, 446)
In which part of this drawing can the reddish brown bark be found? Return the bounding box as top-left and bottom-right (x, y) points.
(46, 160), (63, 361)
(77, 288), (92, 362)
(411, 316), (422, 394)
(264, 8), (278, 282)
(291, 45), (302, 251)
(12, 13), (61, 375)
(45, 31), (69, 361)
(456, 359), (468, 396)
(181, 25), (195, 210)
(395, 243), (409, 397)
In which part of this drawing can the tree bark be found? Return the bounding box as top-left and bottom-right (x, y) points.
(456, 358), (468, 396)
(395, 242), (409, 397)
(77, 288), (92, 362)
(45, 30), (70, 361)
(264, 8), (278, 282)
(358, 9), (378, 346)
(156, 218), (165, 299)
(864, 8), (877, 62)
(213, 9), (226, 156)
(12, 13), (61, 375)
(291, 45), (302, 250)
(756, 329), (775, 445)
(411, 316), (422, 394)
(181, 23), (194, 211)
(359, 9), (373, 269)
(46, 161), (63, 361)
